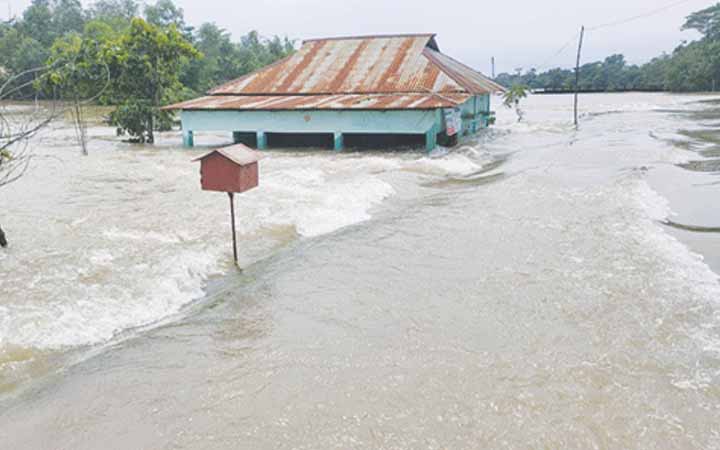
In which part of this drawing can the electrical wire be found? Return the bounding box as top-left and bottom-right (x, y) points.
(587, 0), (700, 31)
(520, 0), (701, 72)
(533, 31), (582, 71)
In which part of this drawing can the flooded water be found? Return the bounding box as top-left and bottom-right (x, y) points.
(1, 93), (720, 449)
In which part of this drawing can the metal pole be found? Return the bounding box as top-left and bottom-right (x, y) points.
(491, 57), (495, 79)
(574, 26), (585, 127)
(228, 192), (238, 265)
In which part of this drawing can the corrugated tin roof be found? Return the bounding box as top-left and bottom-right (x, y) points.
(422, 48), (506, 94)
(166, 34), (504, 112)
(164, 93), (471, 111)
(193, 144), (264, 165)
(208, 34), (500, 96)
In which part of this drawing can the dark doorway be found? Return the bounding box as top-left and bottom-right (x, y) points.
(344, 133), (425, 150)
(266, 132), (334, 149)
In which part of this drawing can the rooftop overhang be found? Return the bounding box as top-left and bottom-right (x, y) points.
(162, 93), (473, 111)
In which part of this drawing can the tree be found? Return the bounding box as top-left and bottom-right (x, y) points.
(53, 0), (86, 36)
(144, 0), (192, 37)
(89, 0), (139, 21)
(0, 28), (47, 98)
(19, 0), (54, 46)
(503, 85), (529, 122)
(19, 0), (85, 47)
(682, 3), (720, 40)
(43, 26), (111, 154)
(106, 18), (200, 143)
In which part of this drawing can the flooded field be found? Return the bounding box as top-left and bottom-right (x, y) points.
(1, 93), (720, 449)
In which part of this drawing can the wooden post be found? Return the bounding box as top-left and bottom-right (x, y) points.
(228, 192), (238, 265)
(574, 26), (585, 128)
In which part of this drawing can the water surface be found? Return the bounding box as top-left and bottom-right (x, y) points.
(1, 93), (719, 449)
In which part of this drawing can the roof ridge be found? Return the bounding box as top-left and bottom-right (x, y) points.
(302, 33), (435, 43)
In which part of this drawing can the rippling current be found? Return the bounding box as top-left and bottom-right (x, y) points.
(1, 93), (720, 449)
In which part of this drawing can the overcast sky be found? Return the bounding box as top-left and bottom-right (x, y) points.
(0, 0), (709, 74)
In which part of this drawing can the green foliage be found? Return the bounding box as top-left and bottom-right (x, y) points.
(89, 0), (139, 22)
(682, 3), (720, 40)
(0, 28), (47, 98)
(502, 85), (529, 122)
(144, 0), (192, 37)
(42, 31), (110, 102)
(503, 85), (528, 107)
(182, 26), (295, 94)
(497, 4), (720, 94)
(106, 18), (200, 143)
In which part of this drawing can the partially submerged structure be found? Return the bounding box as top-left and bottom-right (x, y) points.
(165, 34), (504, 151)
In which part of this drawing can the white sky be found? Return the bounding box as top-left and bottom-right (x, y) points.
(0, 0), (709, 74)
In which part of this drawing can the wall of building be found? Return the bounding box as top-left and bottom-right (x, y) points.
(180, 96), (493, 151)
(181, 109), (438, 135)
(456, 94), (492, 136)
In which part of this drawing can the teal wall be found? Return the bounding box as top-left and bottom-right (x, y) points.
(180, 94), (494, 151)
(450, 94), (492, 136)
(181, 109), (439, 135)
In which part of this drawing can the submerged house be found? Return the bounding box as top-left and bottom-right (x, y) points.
(165, 34), (505, 151)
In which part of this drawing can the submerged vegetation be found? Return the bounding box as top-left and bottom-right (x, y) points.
(497, 3), (720, 93)
(502, 85), (529, 122)
(0, 0), (295, 142)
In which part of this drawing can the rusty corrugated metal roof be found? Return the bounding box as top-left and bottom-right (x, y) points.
(422, 48), (506, 94)
(164, 93), (471, 111)
(166, 34), (504, 112)
(208, 34), (497, 96)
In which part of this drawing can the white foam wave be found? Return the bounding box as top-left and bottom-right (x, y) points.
(0, 152), (408, 351)
(403, 153), (482, 176)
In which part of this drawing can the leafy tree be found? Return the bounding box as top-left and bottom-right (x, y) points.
(181, 26), (294, 95)
(19, 0), (85, 47)
(89, 0), (139, 21)
(52, 0), (86, 37)
(0, 28), (47, 98)
(682, 3), (720, 40)
(106, 18), (200, 143)
(503, 85), (529, 122)
(19, 0), (54, 46)
(145, 0), (192, 37)
(43, 26), (112, 153)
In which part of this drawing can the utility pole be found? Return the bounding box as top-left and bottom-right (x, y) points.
(574, 26), (585, 127)
(491, 57), (496, 79)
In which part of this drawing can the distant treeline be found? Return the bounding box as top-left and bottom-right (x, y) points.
(0, 0), (294, 100)
(496, 3), (720, 93)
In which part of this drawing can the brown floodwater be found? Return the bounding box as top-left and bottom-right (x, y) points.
(1, 93), (720, 449)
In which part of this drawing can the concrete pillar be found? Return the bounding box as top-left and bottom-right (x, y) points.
(256, 131), (267, 150)
(333, 132), (344, 151)
(233, 131), (242, 144)
(182, 130), (194, 148)
(425, 126), (437, 152)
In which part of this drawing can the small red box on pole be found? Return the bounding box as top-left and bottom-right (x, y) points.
(194, 144), (263, 194)
(193, 144), (264, 266)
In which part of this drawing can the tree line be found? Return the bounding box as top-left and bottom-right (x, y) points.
(0, 0), (295, 143)
(496, 3), (720, 93)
